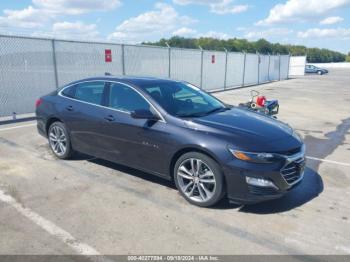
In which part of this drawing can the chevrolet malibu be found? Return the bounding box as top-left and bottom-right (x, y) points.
(36, 76), (305, 207)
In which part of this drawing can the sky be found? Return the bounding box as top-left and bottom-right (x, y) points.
(0, 0), (349, 53)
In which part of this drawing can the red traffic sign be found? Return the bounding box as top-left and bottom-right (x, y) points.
(105, 49), (112, 62)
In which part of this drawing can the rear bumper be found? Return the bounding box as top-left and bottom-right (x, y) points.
(36, 118), (47, 138)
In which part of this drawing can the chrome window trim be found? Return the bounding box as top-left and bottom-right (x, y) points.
(58, 80), (166, 123)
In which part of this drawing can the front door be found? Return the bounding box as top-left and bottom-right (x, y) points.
(99, 82), (172, 176)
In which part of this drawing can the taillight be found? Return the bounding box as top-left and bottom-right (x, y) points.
(35, 98), (43, 108)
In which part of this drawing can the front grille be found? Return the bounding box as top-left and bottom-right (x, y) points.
(281, 158), (305, 184)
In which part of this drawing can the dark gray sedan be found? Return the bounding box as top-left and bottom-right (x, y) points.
(36, 76), (305, 207)
(305, 64), (328, 75)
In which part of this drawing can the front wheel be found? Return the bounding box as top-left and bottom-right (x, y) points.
(48, 121), (73, 159)
(317, 70), (322, 75)
(174, 152), (225, 207)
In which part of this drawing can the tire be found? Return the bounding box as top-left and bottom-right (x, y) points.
(48, 121), (73, 159)
(317, 70), (322, 75)
(174, 152), (225, 207)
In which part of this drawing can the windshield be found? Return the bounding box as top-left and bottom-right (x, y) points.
(138, 81), (228, 117)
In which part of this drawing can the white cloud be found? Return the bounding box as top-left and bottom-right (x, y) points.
(52, 21), (99, 38)
(31, 21), (100, 39)
(210, 0), (249, 14)
(198, 31), (231, 39)
(32, 0), (121, 15)
(173, 28), (234, 40)
(297, 28), (350, 38)
(257, 0), (350, 25)
(320, 16), (344, 25)
(0, 0), (121, 31)
(174, 0), (214, 3)
(172, 27), (197, 36)
(0, 6), (48, 28)
(108, 3), (196, 43)
(244, 28), (293, 39)
(173, 0), (249, 15)
(236, 26), (246, 31)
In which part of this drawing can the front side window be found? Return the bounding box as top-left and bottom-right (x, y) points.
(139, 81), (226, 117)
(74, 82), (105, 105)
(109, 83), (151, 112)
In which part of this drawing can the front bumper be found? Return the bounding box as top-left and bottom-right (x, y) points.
(222, 152), (305, 204)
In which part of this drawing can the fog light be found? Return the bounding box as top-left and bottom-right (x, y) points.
(246, 176), (278, 189)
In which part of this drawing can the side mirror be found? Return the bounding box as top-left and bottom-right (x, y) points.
(131, 109), (160, 121)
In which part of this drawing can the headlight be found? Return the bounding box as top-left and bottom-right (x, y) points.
(229, 149), (275, 163)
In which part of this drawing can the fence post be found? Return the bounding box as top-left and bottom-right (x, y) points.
(51, 39), (59, 89)
(166, 42), (171, 78)
(242, 51), (246, 87)
(199, 46), (204, 89)
(224, 48), (228, 90)
(121, 44), (125, 75)
(267, 53), (271, 82)
(257, 51), (260, 85)
(278, 53), (281, 81)
(287, 53), (291, 79)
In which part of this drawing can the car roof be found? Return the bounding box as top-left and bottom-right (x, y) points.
(66, 76), (179, 87)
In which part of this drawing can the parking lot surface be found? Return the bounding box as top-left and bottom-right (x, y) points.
(0, 69), (349, 255)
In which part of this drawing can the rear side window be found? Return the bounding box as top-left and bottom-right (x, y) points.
(61, 85), (76, 98)
(109, 83), (150, 112)
(74, 82), (105, 105)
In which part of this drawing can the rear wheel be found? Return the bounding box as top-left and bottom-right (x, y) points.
(48, 121), (73, 159)
(174, 152), (224, 207)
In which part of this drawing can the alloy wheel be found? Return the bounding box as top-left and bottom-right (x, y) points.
(177, 158), (216, 203)
(49, 125), (67, 157)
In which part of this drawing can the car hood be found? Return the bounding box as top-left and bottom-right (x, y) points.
(184, 107), (302, 152)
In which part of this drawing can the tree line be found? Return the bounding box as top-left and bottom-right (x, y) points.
(143, 37), (347, 63)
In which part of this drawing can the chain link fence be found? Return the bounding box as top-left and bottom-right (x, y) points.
(54, 40), (124, 86)
(0, 34), (291, 120)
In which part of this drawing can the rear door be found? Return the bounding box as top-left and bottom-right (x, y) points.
(59, 81), (110, 157)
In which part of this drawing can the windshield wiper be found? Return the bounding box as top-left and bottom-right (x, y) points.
(176, 106), (230, 118)
(176, 112), (204, 118)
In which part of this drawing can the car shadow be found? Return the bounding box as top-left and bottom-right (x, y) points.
(85, 156), (176, 189)
(238, 167), (323, 214)
(68, 152), (98, 161)
(72, 153), (323, 213)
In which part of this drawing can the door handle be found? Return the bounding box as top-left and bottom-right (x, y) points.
(66, 105), (74, 111)
(104, 115), (115, 122)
